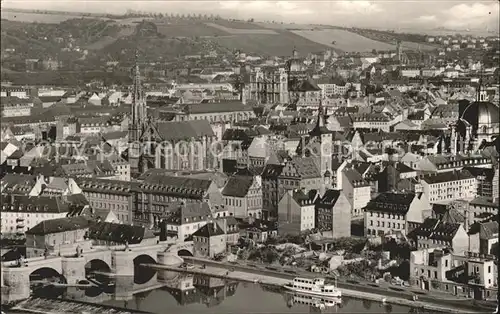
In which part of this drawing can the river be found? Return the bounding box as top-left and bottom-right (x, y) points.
(93, 270), (431, 314)
(16, 269), (438, 314)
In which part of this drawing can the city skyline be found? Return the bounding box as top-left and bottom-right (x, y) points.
(2, 0), (499, 31)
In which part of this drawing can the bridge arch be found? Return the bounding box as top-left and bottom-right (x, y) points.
(29, 267), (67, 298)
(133, 254), (157, 285)
(84, 258), (112, 285)
(177, 249), (193, 257)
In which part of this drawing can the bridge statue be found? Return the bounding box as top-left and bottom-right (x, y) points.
(125, 240), (129, 251)
(76, 245), (83, 257)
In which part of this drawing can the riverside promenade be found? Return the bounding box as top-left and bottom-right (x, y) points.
(146, 258), (484, 314)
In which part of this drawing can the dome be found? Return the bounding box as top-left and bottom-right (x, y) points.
(461, 101), (499, 127)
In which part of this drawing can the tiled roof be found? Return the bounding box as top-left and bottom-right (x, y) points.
(0, 173), (37, 194)
(291, 189), (318, 206)
(156, 120), (214, 141)
(1, 194), (70, 214)
(289, 156), (321, 179)
(365, 192), (418, 214)
(88, 221), (149, 244)
(164, 202), (212, 225)
(26, 216), (91, 235)
(185, 101), (252, 114)
(141, 175), (211, 199)
(77, 177), (137, 195)
(422, 170), (474, 184)
(222, 128), (252, 141)
(316, 189), (342, 209)
(261, 164), (284, 178)
(193, 222), (225, 238)
(221, 175), (254, 198)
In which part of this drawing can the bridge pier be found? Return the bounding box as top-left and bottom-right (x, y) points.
(62, 257), (86, 284)
(112, 251), (135, 277)
(113, 275), (134, 301)
(2, 267), (30, 304)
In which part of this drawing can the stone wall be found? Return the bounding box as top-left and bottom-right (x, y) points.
(2, 268), (30, 303)
(61, 257), (86, 284)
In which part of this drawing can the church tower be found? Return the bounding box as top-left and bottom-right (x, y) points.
(309, 100), (333, 194)
(129, 51), (147, 178)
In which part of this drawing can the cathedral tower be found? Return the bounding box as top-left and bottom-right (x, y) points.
(129, 51), (147, 177)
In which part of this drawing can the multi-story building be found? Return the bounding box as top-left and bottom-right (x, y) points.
(467, 197), (499, 224)
(248, 66), (289, 104)
(277, 156), (322, 201)
(277, 189), (318, 236)
(417, 155), (492, 174)
(77, 178), (137, 225)
(163, 202), (212, 241)
(409, 208), (469, 255)
(261, 163), (284, 219)
(410, 248), (497, 300)
(364, 192), (431, 237)
(315, 189), (351, 238)
(463, 167), (496, 199)
(420, 170), (477, 204)
(25, 216), (92, 258)
(221, 174), (262, 219)
(177, 101), (255, 124)
(1, 194), (76, 234)
(136, 174), (223, 228)
(192, 222), (227, 258)
(1, 97), (34, 117)
(341, 168), (371, 218)
(350, 113), (396, 132)
(468, 220), (498, 255)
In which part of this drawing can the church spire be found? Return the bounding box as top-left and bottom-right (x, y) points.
(309, 98), (329, 137)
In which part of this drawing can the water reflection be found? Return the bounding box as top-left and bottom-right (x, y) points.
(32, 268), (437, 314)
(283, 291), (342, 312)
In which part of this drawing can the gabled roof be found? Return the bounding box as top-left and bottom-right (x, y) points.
(26, 216), (92, 235)
(364, 192), (418, 214)
(88, 221), (150, 244)
(192, 222), (225, 238)
(156, 120), (214, 141)
(164, 202), (212, 225)
(221, 175), (254, 198)
(316, 189), (343, 209)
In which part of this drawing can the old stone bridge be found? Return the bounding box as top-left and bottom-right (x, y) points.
(1, 241), (193, 303)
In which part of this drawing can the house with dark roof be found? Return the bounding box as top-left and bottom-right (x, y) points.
(1, 194), (84, 235)
(364, 192), (431, 238)
(315, 189), (351, 239)
(163, 202), (212, 240)
(192, 222), (226, 258)
(221, 174), (262, 219)
(25, 216), (92, 258)
(468, 220), (498, 256)
(278, 156), (322, 201)
(277, 189), (318, 236)
(409, 208), (468, 255)
(87, 221), (156, 246)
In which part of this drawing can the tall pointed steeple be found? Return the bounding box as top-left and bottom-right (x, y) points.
(129, 50), (147, 178)
(309, 99), (329, 137)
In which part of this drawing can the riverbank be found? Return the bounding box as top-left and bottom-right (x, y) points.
(147, 259), (483, 314)
(7, 297), (150, 314)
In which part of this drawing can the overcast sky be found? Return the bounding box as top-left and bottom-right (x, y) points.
(3, 0), (499, 30)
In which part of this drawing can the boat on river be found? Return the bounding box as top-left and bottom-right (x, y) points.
(284, 277), (342, 298)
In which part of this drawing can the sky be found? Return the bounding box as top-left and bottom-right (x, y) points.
(2, 0), (499, 31)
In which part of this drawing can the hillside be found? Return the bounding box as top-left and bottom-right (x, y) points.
(1, 12), (440, 66)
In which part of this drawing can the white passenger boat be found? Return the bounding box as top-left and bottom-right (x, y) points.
(284, 277), (342, 298)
